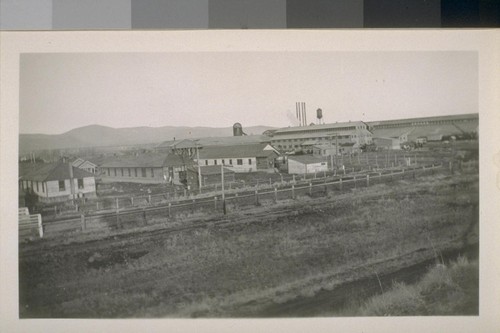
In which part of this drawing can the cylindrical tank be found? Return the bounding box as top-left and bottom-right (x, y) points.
(233, 122), (243, 136)
(317, 108), (323, 120)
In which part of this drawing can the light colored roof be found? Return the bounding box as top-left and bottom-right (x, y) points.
(174, 135), (269, 149)
(367, 113), (478, 127)
(197, 143), (279, 159)
(372, 127), (414, 139)
(288, 155), (327, 164)
(22, 162), (94, 182)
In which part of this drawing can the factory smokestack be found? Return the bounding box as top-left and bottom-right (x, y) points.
(296, 102), (308, 126)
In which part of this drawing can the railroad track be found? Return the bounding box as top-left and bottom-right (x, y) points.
(20, 171), (474, 259)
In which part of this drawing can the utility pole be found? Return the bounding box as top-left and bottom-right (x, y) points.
(195, 141), (202, 194)
(221, 164), (226, 215)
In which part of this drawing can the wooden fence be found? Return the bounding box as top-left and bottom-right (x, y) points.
(19, 207), (43, 241)
(38, 163), (451, 238)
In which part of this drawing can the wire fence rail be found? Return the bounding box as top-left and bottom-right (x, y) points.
(35, 162), (469, 239)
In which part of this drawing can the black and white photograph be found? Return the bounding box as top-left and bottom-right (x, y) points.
(0, 30), (498, 332)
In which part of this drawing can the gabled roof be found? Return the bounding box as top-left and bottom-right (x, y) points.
(372, 127), (415, 139)
(22, 162), (94, 182)
(197, 143), (279, 159)
(288, 155), (327, 164)
(172, 136), (269, 149)
(100, 153), (194, 168)
(274, 121), (368, 135)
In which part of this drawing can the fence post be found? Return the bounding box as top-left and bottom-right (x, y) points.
(291, 185), (295, 199)
(366, 174), (370, 187)
(115, 198), (119, 211)
(292, 175), (296, 183)
(191, 199), (195, 213)
(269, 178), (272, 186)
(131, 197), (134, 206)
(96, 201), (99, 211)
(148, 195), (152, 204)
(116, 206), (120, 229)
(354, 175), (357, 188)
(214, 196), (218, 210)
(80, 214), (86, 231)
(54, 205), (57, 216)
(143, 209), (147, 226)
(168, 202), (172, 217)
(274, 187), (277, 203)
(339, 178), (343, 191)
(255, 189), (259, 205)
(309, 182), (312, 196)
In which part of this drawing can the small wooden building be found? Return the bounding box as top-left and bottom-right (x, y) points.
(196, 143), (279, 173)
(99, 153), (194, 185)
(19, 162), (97, 203)
(287, 155), (328, 174)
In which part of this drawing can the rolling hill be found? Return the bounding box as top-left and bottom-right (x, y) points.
(19, 124), (275, 153)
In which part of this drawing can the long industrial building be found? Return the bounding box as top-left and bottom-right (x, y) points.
(267, 113), (478, 152)
(268, 121), (373, 153)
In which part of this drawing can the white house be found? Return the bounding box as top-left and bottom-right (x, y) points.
(195, 143), (280, 173)
(20, 162), (97, 203)
(287, 155), (328, 174)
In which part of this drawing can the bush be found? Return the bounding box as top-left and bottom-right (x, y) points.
(359, 258), (478, 316)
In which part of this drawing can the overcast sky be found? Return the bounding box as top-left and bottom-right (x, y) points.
(20, 51), (477, 135)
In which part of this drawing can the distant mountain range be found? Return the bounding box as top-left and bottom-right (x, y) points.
(19, 124), (276, 153)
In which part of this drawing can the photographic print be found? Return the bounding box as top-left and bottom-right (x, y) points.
(1, 30), (498, 332)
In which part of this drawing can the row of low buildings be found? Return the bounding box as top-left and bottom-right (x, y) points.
(19, 113), (478, 203)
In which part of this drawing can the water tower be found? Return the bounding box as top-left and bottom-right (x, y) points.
(316, 108), (324, 124)
(233, 122), (244, 136)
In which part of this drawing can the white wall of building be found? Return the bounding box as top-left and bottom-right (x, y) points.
(197, 157), (257, 173)
(288, 159), (328, 174)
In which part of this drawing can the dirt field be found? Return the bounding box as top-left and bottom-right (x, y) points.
(19, 171), (479, 318)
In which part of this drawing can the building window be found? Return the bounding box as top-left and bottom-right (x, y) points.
(128, 168), (131, 176)
(141, 168), (146, 177)
(237, 159), (243, 165)
(36, 182), (39, 192)
(114, 168), (117, 177)
(107, 168), (110, 176)
(58, 180), (65, 191)
(214, 160), (217, 165)
(121, 168), (124, 176)
(222, 159), (225, 165)
(78, 178), (84, 189)
(151, 168), (154, 177)
(135, 168), (138, 177)
(205, 160), (208, 166)
(229, 159), (233, 165)
(42, 182), (45, 193)
(248, 159), (252, 165)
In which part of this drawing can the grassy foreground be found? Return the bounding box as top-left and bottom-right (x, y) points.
(19, 172), (479, 317)
(358, 257), (479, 316)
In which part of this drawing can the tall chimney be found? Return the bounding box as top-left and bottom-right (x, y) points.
(303, 102), (307, 126)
